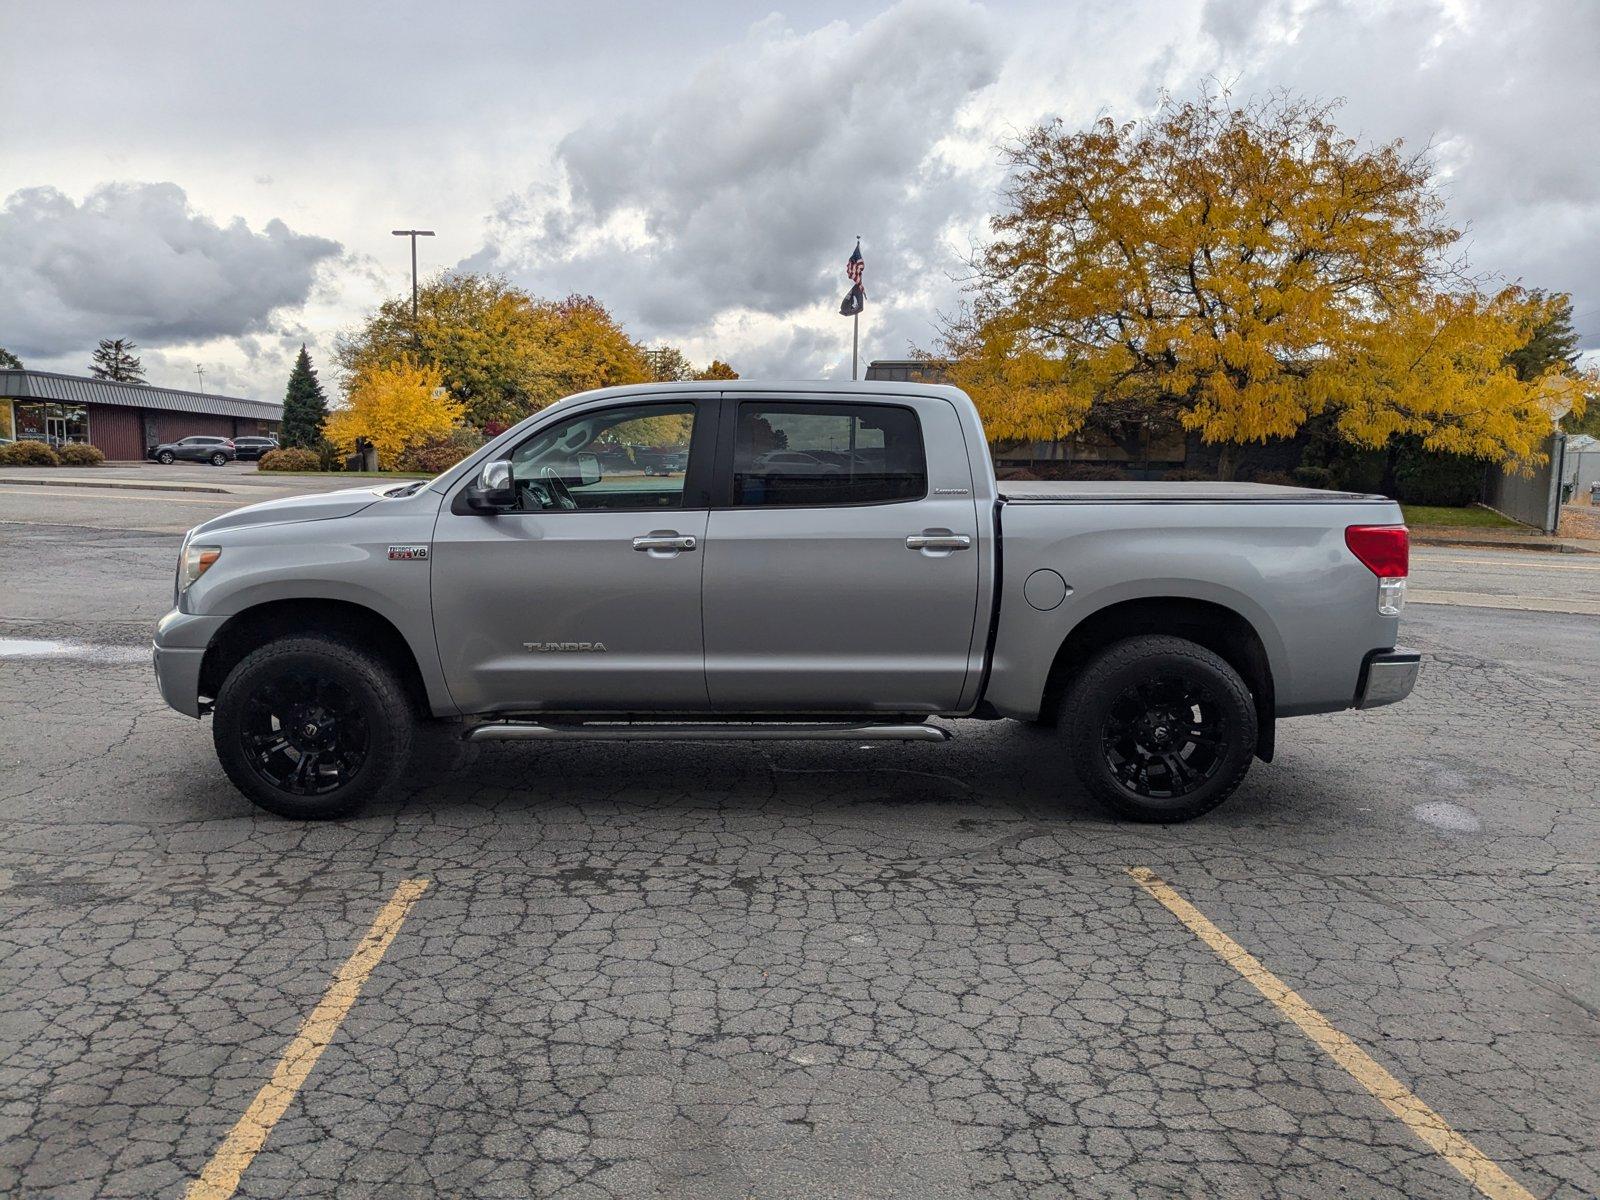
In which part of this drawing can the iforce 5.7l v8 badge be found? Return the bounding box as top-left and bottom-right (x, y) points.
(387, 545), (429, 561)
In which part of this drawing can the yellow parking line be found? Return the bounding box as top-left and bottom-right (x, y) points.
(1127, 867), (1535, 1200)
(184, 877), (431, 1200)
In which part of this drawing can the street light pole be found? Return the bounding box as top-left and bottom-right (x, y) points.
(391, 229), (436, 319)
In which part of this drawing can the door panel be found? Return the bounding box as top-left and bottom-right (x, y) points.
(430, 507), (709, 713)
(430, 398), (714, 715)
(702, 396), (981, 713)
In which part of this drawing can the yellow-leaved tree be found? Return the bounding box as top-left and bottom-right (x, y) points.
(935, 89), (1581, 476)
(336, 275), (653, 430)
(325, 358), (464, 467)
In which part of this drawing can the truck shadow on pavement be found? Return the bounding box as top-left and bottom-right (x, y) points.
(357, 722), (1143, 828)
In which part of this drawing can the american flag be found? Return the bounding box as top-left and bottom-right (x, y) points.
(839, 239), (865, 317)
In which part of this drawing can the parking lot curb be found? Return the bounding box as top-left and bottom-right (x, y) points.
(0, 476), (235, 495)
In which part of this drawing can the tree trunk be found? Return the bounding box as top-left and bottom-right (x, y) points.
(1216, 442), (1238, 481)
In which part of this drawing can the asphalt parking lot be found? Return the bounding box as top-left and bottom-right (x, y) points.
(1, 469), (1596, 1199)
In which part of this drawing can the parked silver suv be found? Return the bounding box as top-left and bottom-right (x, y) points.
(151, 435), (236, 466)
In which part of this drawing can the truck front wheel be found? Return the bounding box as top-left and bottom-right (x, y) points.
(1060, 635), (1257, 823)
(212, 635), (415, 819)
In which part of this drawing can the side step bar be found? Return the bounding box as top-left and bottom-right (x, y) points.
(468, 720), (952, 744)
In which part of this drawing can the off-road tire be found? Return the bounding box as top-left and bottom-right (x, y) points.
(213, 635), (414, 819)
(1061, 634), (1257, 823)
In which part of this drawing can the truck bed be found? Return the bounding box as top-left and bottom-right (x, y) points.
(997, 480), (1378, 503)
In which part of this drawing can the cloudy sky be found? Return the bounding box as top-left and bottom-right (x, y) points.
(2, 0), (1596, 401)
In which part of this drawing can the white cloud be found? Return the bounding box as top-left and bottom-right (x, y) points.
(0, 182), (343, 359)
(471, 0), (1005, 373)
(1193, 0), (1600, 346)
(3, 0), (1595, 395)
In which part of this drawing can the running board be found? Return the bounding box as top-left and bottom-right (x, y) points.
(468, 720), (952, 743)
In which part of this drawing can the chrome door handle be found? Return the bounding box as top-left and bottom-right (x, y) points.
(906, 534), (971, 551)
(633, 534), (697, 552)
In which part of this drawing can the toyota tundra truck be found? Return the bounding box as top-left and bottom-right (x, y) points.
(153, 381), (1419, 823)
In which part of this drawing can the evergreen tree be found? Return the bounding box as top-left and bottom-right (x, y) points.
(0, 347), (22, 369)
(280, 345), (330, 448)
(88, 338), (146, 382)
(1506, 291), (1581, 382)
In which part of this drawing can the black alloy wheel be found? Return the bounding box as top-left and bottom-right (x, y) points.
(213, 635), (415, 819)
(1061, 634), (1257, 822)
(239, 671), (371, 797)
(1099, 673), (1227, 800)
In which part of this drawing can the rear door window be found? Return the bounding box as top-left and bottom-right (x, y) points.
(730, 402), (925, 507)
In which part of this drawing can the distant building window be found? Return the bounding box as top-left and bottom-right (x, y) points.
(13, 401), (88, 446)
(865, 360), (951, 385)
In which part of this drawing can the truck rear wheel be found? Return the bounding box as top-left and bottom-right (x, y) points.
(1060, 635), (1257, 823)
(212, 635), (414, 819)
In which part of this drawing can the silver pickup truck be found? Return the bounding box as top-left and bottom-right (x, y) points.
(153, 381), (1419, 823)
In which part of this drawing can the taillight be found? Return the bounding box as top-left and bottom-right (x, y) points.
(1345, 525), (1408, 615)
(223, 439), (236, 448)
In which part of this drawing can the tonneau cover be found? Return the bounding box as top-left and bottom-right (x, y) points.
(997, 480), (1378, 503)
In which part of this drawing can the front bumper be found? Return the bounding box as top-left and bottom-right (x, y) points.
(1355, 647), (1422, 709)
(153, 609), (226, 718)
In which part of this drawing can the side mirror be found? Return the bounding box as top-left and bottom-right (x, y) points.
(576, 452), (602, 487)
(466, 459), (516, 511)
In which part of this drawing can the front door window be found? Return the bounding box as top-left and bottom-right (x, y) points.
(508, 403), (696, 511)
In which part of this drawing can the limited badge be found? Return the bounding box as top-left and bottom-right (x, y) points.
(387, 545), (429, 561)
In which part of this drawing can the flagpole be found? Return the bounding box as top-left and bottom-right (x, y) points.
(852, 233), (860, 380)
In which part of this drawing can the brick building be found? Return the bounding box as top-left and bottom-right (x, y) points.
(0, 370), (282, 462)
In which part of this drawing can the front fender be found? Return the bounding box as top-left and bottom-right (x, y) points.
(179, 497), (457, 716)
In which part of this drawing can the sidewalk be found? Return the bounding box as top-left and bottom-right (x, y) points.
(1411, 525), (1600, 555)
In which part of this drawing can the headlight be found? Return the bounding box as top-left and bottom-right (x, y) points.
(180, 544), (222, 592)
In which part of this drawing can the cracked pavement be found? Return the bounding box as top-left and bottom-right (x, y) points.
(0, 488), (1596, 1198)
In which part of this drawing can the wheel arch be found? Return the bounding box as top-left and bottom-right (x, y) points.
(1038, 596), (1277, 761)
(199, 598), (433, 716)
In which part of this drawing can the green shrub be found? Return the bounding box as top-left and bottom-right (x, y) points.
(258, 446), (322, 472)
(57, 442), (105, 466)
(0, 440), (60, 466)
(1327, 447), (1386, 494)
(1393, 449), (1485, 507)
(1292, 465), (1335, 489)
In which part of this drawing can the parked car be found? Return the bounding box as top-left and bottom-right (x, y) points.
(149, 436), (236, 466)
(636, 449), (688, 476)
(232, 436), (279, 462)
(153, 381), (1419, 822)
